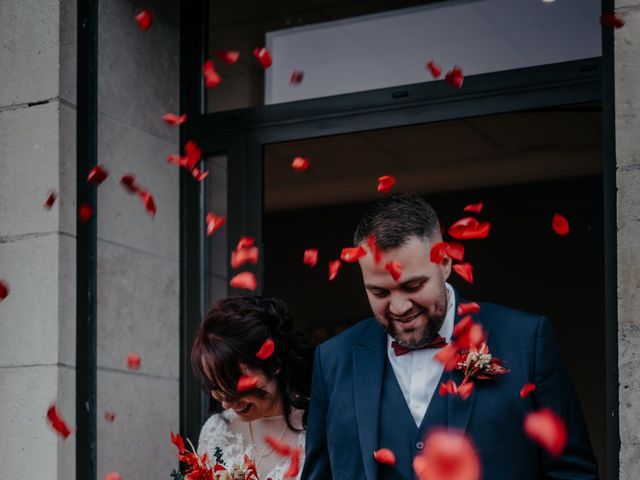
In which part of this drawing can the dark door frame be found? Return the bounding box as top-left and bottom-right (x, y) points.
(179, 1), (618, 478)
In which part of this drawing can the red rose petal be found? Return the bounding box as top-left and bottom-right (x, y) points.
(78, 203), (93, 224)
(448, 217), (491, 240)
(367, 235), (383, 264)
(426, 60), (442, 78)
(463, 202), (484, 214)
(520, 383), (536, 399)
(191, 166), (209, 181)
(237, 374), (259, 392)
(231, 246), (259, 269)
(552, 213), (570, 236)
(256, 338), (275, 360)
(0, 280), (10, 302)
(438, 380), (474, 401)
(230, 272), (258, 291)
(413, 429), (481, 480)
(430, 242), (465, 263)
(445, 66), (464, 89)
(206, 212), (226, 236)
(601, 12), (625, 28)
(126, 352), (141, 370)
(214, 49), (240, 64)
(134, 9), (153, 31)
(457, 302), (481, 316)
(184, 140), (202, 171)
(524, 408), (567, 457)
(377, 175), (396, 194)
(453, 263), (473, 284)
(236, 236), (255, 249)
(385, 261), (403, 281)
(373, 448), (397, 466)
(340, 246), (366, 263)
(303, 249), (318, 267)
(104, 472), (122, 480)
(171, 431), (186, 453)
(44, 190), (57, 209)
(434, 342), (459, 371)
(291, 156), (309, 172)
(202, 60), (221, 88)
(87, 164), (109, 185)
(46, 404), (73, 439)
(163, 113), (187, 125)
(138, 190), (156, 217)
(446, 242), (465, 262)
(253, 47), (273, 68)
(284, 448), (301, 478)
(289, 70), (304, 84)
(104, 410), (116, 423)
(120, 174), (139, 194)
(328, 260), (342, 281)
(453, 315), (474, 340)
(265, 435), (292, 456)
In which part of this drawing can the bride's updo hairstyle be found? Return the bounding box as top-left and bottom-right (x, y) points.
(191, 296), (313, 431)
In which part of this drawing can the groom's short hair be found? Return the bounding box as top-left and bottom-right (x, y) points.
(353, 193), (440, 249)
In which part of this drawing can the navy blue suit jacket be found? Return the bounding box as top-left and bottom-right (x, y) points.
(301, 296), (598, 480)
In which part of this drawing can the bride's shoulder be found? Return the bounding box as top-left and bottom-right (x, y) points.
(198, 410), (239, 448)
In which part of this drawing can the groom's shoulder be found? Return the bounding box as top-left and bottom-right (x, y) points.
(476, 301), (545, 335)
(318, 317), (379, 354)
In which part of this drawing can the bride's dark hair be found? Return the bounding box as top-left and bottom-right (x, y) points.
(191, 296), (313, 431)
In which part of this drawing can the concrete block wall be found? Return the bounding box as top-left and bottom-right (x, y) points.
(0, 0), (77, 479)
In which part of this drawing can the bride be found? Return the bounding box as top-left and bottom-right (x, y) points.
(191, 296), (313, 479)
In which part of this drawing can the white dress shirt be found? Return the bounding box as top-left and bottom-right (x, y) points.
(386, 283), (455, 427)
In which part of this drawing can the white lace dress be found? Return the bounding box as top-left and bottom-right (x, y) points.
(197, 409), (306, 480)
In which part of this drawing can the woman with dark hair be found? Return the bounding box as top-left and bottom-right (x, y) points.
(191, 296), (313, 479)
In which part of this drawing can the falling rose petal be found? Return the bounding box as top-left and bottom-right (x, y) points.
(202, 60), (222, 88)
(253, 47), (273, 68)
(439, 380), (474, 401)
(78, 203), (93, 224)
(463, 202), (484, 214)
(328, 260), (342, 281)
(520, 383), (536, 399)
(426, 60), (442, 78)
(184, 140), (203, 171)
(468, 323), (485, 350)
(446, 242), (465, 262)
(0, 280), (10, 302)
(138, 190), (156, 217)
(283, 448), (301, 478)
(104, 472), (123, 480)
(214, 49), (240, 64)
(552, 213), (570, 236)
(134, 9), (153, 31)
(206, 212), (226, 236)
(126, 352), (141, 370)
(44, 190), (57, 210)
(453, 263), (474, 284)
(367, 235), (383, 264)
(120, 174), (139, 193)
(291, 156), (309, 172)
(601, 12), (625, 28)
(439, 379), (457, 397)
(373, 448), (397, 466)
(46, 404), (73, 439)
(435, 342), (459, 371)
(377, 175), (396, 194)
(104, 410), (116, 423)
(87, 165), (109, 185)
(448, 217), (491, 240)
(413, 429), (481, 480)
(191, 166), (209, 181)
(457, 302), (481, 316)
(430, 242), (465, 264)
(237, 374), (260, 392)
(524, 408), (567, 457)
(453, 315), (474, 340)
(171, 431), (186, 453)
(445, 66), (464, 89)
(230, 272), (258, 291)
(265, 435), (292, 456)
(256, 338), (275, 360)
(237, 236), (256, 249)
(231, 246), (259, 269)
(163, 113), (187, 125)
(340, 246), (366, 263)
(166, 154), (184, 167)
(385, 261), (403, 281)
(289, 69), (304, 84)
(303, 249), (318, 267)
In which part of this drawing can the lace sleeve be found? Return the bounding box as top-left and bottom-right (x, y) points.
(197, 412), (245, 468)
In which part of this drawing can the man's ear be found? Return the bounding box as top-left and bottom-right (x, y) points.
(440, 255), (452, 280)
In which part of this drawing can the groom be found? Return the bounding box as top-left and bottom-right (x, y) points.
(301, 193), (598, 480)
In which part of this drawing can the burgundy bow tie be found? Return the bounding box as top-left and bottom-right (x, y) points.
(391, 335), (448, 356)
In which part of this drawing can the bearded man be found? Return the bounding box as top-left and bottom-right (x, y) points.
(301, 193), (598, 480)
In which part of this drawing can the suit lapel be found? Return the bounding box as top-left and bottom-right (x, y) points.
(353, 320), (386, 480)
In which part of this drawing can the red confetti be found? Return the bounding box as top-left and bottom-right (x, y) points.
(457, 302), (481, 316)
(265, 435), (292, 456)
(138, 190), (156, 217)
(237, 374), (259, 392)
(171, 431), (186, 453)
(463, 202), (484, 214)
(44, 191), (57, 209)
(434, 342), (460, 371)
(340, 246), (366, 263)
(191, 166), (209, 181)
(430, 242), (465, 264)
(256, 338), (275, 360)
(439, 379), (474, 401)
(291, 156), (309, 172)
(78, 203), (93, 224)
(453, 263), (473, 284)
(601, 12), (625, 28)
(134, 9), (153, 31)
(231, 246), (259, 269)
(552, 213), (570, 236)
(214, 49), (240, 64)
(202, 60), (221, 88)
(104, 411), (116, 423)
(206, 212), (226, 236)
(104, 472), (122, 480)
(367, 235), (383, 264)
(0, 280), (9, 302)
(385, 261), (403, 281)
(230, 272), (258, 291)
(524, 408), (567, 457)
(253, 47), (273, 68)
(87, 165), (109, 185)
(448, 217), (491, 240)
(413, 429), (481, 480)
(303, 249), (318, 267)
(426, 60), (442, 78)
(445, 66), (464, 89)
(373, 448), (397, 466)
(520, 383), (536, 399)
(377, 175), (396, 194)
(127, 353), (141, 370)
(163, 113), (187, 125)
(46, 404), (73, 439)
(120, 174), (139, 193)
(328, 260), (342, 281)
(284, 448), (301, 478)
(289, 70), (304, 84)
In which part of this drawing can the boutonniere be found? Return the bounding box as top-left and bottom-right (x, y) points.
(436, 313), (509, 401)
